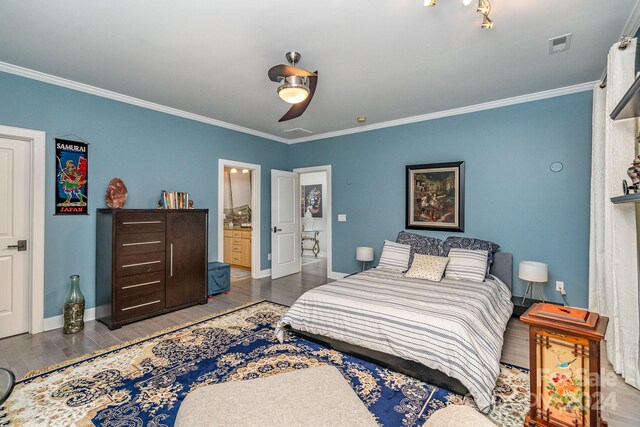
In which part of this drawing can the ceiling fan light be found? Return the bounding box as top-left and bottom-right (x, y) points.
(424, 0), (436, 6)
(481, 15), (494, 29)
(277, 76), (310, 104)
(476, 0), (491, 14)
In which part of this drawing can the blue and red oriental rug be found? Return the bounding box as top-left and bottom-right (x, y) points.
(0, 301), (528, 426)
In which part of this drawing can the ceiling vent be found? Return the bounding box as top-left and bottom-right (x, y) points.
(548, 33), (572, 54)
(283, 128), (313, 138)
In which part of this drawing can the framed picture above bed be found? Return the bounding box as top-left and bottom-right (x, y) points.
(406, 161), (464, 232)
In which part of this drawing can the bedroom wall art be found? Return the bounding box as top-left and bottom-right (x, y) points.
(300, 184), (323, 218)
(406, 162), (464, 232)
(55, 138), (88, 215)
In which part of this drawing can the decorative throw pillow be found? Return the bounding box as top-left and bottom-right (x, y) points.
(404, 254), (449, 281)
(396, 231), (443, 264)
(441, 237), (499, 277)
(377, 240), (411, 271)
(444, 248), (489, 283)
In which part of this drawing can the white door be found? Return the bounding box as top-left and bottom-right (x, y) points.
(271, 170), (300, 279)
(0, 136), (30, 338)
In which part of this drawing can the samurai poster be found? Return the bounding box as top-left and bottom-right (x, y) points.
(55, 138), (88, 215)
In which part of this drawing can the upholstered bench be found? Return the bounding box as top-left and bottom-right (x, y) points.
(175, 365), (377, 427)
(423, 404), (496, 426)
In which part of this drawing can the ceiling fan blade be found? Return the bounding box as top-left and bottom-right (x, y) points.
(268, 64), (317, 82)
(278, 72), (318, 122)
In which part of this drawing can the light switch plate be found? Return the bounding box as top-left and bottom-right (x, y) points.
(338, 214), (347, 222)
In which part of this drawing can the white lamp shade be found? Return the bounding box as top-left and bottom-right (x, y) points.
(356, 246), (374, 262)
(518, 261), (548, 283)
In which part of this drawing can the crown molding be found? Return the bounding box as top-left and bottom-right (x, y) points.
(288, 81), (596, 144)
(0, 61), (290, 144)
(0, 61), (595, 146)
(621, 0), (640, 38)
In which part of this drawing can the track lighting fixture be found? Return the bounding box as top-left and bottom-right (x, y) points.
(424, 0), (494, 29)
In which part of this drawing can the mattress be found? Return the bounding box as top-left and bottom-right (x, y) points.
(276, 267), (513, 411)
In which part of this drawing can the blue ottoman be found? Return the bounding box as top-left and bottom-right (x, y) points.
(208, 262), (230, 296)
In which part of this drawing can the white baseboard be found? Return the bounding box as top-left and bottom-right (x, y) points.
(44, 307), (96, 331)
(329, 271), (350, 280)
(254, 269), (271, 279)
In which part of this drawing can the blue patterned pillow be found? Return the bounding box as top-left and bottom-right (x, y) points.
(396, 231), (443, 265)
(441, 237), (500, 276)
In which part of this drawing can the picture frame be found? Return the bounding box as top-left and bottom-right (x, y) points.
(406, 161), (464, 232)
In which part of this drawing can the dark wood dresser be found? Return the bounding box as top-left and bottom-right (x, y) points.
(96, 209), (208, 329)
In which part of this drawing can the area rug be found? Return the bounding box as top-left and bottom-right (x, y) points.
(0, 301), (529, 427)
(230, 267), (251, 282)
(301, 255), (322, 266)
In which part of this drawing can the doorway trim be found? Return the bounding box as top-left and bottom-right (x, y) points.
(217, 159), (262, 278)
(0, 124), (45, 334)
(293, 165), (332, 279)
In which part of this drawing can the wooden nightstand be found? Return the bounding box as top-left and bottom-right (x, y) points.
(511, 296), (562, 318)
(521, 303), (608, 427)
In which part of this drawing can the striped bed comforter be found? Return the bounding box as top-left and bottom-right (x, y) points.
(276, 267), (513, 411)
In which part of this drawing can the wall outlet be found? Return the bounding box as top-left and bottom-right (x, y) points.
(338, 214), (347, 222)
(556, 281), (566, 295)
(267, 253), (271, 261)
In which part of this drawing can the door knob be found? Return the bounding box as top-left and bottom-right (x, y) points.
(273, 227), (282, 233)
(6, 240), (27, 251)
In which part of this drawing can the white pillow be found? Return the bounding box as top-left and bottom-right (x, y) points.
(444, 248), (488, 283)
(404, 254), (449, 281)
(377, 240), (411, 271)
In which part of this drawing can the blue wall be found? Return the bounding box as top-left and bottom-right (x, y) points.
(0, 71), (289, 318)
(289, 92), (593, 308)
(0, 69), (594, 316)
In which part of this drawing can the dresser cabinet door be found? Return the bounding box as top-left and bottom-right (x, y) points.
(165, 211), (207, 308)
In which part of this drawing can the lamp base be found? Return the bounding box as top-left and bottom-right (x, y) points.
(521, 281), (545, 306)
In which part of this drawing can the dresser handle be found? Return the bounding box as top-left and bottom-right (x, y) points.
(121, 280), (161, 290)
(170, 243), (173, 277)
(122, 241), (162, 247)
(121, 260), (161, 268)
(122, 221), (162, 225)
(121, 300), (161, 311)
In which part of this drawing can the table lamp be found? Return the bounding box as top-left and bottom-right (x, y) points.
(518, 261), (548, 305)
(356, 247), (374, 272)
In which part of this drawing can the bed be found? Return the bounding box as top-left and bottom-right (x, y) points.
(276, 252), (513, 412)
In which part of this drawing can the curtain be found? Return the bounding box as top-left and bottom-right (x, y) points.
(589, 37), (640, 389)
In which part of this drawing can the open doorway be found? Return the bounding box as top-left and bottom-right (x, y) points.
(294, 165), (332, 279)
(217, 159), (261, 279)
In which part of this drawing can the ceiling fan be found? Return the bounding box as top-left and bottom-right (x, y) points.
(268, 51), (318, 122)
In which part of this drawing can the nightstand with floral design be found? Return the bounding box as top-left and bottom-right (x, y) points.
(520, 303), (608, 427)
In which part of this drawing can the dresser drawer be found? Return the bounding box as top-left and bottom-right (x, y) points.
(115, 271), (165, 296)
(116, 251), (165, 277)
(241, 230), (251, 239)
(115, 232), (165, 256)
(232, 238), (242, 245)
(115, 212), (165, 234)
(232, 253), (242, 264)
(116, 288), (165, 322)
(224, 230), (233, 237)
(233, 244), (242, 253)
(232, 230), (242, 237)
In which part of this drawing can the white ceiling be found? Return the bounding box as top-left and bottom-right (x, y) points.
(0, 0), (637, 142)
